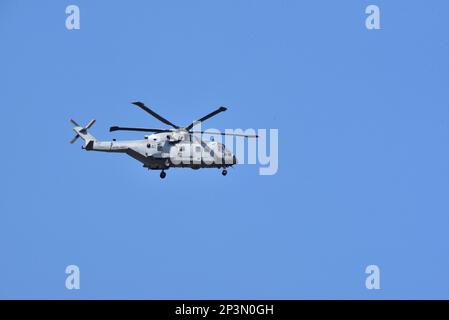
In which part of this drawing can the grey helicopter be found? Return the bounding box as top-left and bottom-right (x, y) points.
(70, 101), (258, 178)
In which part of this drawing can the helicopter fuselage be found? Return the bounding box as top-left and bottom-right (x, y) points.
(83, 131), (236, 170)
(71, 101), (256, 178)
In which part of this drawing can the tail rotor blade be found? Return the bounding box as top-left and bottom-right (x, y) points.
(85, 119), (96, 129)
(70, 119), (80, 127)
(69, 134), (80, 144)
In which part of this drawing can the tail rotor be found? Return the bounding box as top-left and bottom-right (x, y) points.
(69, 119), (96, 144)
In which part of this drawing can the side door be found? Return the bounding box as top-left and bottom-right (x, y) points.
(176, 143), (192, 164)
(192, 143), (202, 164)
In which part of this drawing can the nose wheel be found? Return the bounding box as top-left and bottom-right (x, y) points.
(160, 170), (166, 179)
(222, 169), (227, 176)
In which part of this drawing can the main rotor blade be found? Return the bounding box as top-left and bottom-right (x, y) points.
(109, 126), (169, 133)
(132, 101), (179, 129)
(185, 106), (227, 131)
(190, 130), (258, 138)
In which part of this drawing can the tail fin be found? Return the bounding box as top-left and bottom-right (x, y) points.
(69, 119), (97, 146)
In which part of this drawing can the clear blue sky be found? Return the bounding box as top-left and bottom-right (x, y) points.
(1, 0), (448, 299)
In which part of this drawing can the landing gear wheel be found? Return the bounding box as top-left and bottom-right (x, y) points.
(222, 169), (227, 176)
(160, 170), (166, 179)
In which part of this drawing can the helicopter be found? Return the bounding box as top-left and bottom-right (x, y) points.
(70, 101), (258, 179)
